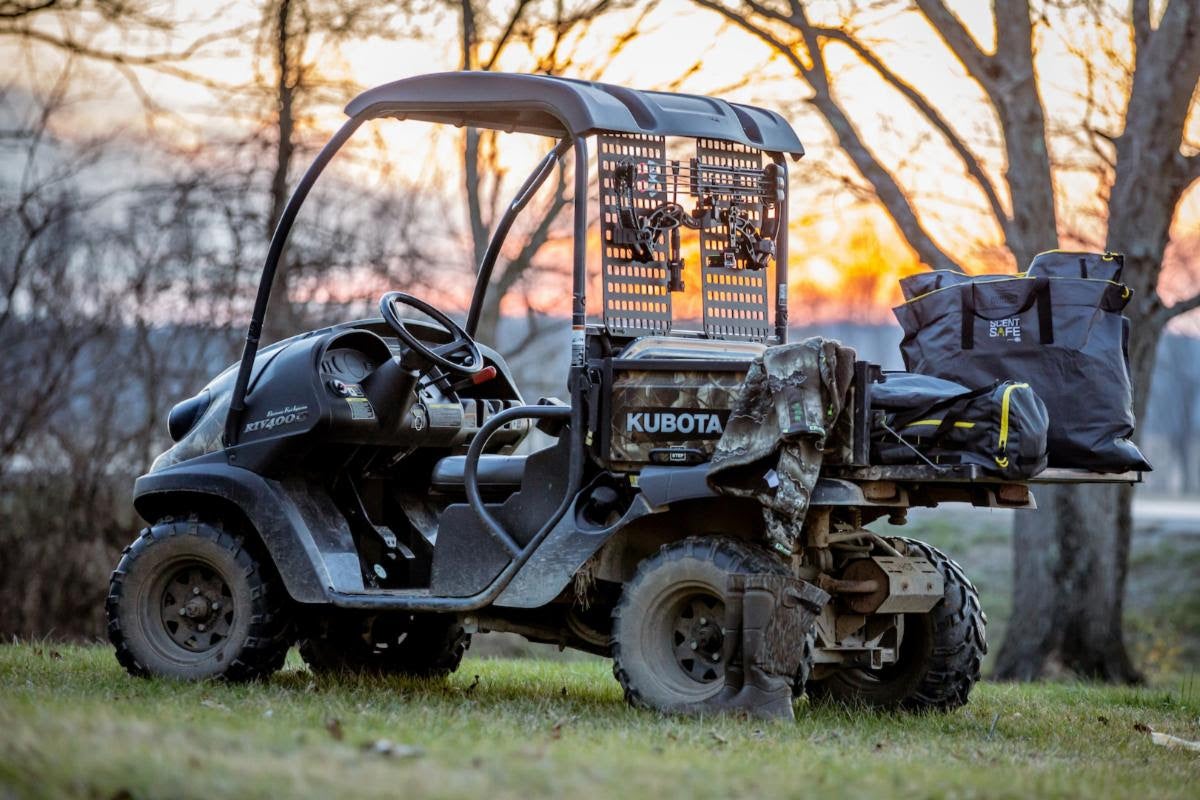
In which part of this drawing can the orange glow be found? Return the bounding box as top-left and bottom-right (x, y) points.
(6, 1), (1197, 327)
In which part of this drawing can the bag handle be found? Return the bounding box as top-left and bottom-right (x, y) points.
(960, 276), (1054, 349)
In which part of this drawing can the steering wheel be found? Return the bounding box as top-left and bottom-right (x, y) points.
(379, 291), (484, 376)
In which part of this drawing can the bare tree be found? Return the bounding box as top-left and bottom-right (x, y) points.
(0, 54), (233, 636)
(0, 59), (105, 471)
(693, 0), (1200, 682)
(235, 0), (430, 340)
(454, 0), (648, 348)
(0, 0), (441, 637)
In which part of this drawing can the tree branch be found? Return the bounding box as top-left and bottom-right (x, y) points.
(481, 0), (533, 71)
(813, 24), (1012, 242)
(510, 166), (569, 275)
(1131, 0), (1152, 53)
(692, 0), (813, 79)
(1, 22), (251, 68)
(913, 0), (994, 87)
(1162, 291), (1200, 321)
(742, 0), (796, 26)
(0, 0), (57, 19)
(694, 0), (963, 271)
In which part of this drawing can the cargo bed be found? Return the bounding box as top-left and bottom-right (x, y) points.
(825, 464), (1142, 485)
(820, 362), (1144, 511)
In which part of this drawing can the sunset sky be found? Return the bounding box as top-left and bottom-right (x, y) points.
(6, 0), (1199, 327)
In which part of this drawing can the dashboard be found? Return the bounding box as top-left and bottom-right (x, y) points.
(320, 348), (377, 383)
(307, 327), (529, 451)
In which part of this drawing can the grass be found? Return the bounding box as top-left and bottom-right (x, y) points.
(1, 646), (1198, 800)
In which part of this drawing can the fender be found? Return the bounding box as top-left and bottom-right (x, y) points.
(494, 493), (654, 609)
(636, 463), (910, 507)
(132, 454), (364, 603)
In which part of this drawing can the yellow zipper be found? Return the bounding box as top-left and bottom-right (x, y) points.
(1032, 248), (1117, 261)
(907, 419), (976, 429)
(995, 383), (1029, 468)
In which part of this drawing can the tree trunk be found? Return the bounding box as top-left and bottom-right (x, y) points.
(262, 0), (302, 343)
(981, 2), (1141, 681)
(994, 0), (1200, 684)
(997, 482), (1142, 682)
(995, 270), (1165, 684)
(987, 1), (1056, 270)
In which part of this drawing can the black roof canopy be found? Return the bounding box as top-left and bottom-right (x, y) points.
(345, 72), (804, 157)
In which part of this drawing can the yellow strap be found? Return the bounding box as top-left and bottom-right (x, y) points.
(907, 419), (976, 429)
(997, 383), (1030, 454)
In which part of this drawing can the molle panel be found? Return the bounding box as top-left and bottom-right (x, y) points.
(696, 138), (771, 342)
(599, 133), (672, 336)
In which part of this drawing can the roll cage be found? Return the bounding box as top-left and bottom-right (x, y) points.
(224, 71), (806, 446)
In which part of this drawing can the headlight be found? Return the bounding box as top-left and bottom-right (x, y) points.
(167, 389), (212, 442)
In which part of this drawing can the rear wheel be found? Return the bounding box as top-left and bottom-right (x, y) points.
(299, 613), (469, 677)
(611, 536), (794, 711)
(808, 538), (986, 711)
(106, 518), (292, 681)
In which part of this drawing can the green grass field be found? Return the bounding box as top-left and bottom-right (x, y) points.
(1, 645), (1197, 800)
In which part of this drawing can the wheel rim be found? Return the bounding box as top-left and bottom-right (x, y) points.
(143, 557), (236, 661)
(641, 582), (726, 701)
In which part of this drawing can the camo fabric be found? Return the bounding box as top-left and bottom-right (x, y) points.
(608, 368), (746, 469)
(754, 574), (829, 677)
(707, 338), (856, 554)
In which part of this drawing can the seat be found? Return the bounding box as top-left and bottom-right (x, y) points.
(618, 334), (766, 361)
(430, 454), (527, 495)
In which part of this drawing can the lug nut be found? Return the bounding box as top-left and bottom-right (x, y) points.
(699, 617), (707, 625)
(197, 624), (206, 632)
(689, 641), (698, 650)
(193, 587), (201, 595)
(711, 653), (720, 662)
(211, 602), (221, 611)
(178, 608), (187, 616)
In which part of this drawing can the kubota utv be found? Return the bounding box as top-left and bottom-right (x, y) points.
(108, 72), (1137, 713)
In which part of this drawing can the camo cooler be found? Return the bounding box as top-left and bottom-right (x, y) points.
(600, 359), (748, 470)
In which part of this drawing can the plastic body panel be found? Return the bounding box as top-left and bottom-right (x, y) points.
(132, 456), (362, 603)
(345, 72), (805, 156)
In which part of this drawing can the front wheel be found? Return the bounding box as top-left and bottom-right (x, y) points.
(808, 538), (986, 711)
(106, 518), (292, 681)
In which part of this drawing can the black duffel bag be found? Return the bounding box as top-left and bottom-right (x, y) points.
(893, 274), (1150, 471)
(870, 373), (1049, 480)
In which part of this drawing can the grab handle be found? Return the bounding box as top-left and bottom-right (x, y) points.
(960, 276), (1053, 349)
